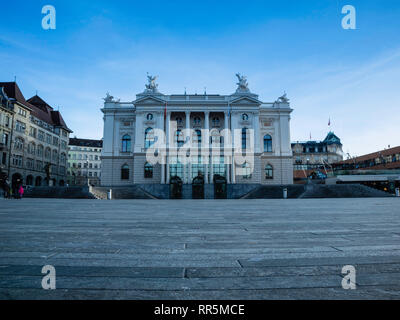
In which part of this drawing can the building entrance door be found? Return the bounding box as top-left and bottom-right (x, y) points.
(170, 176), (183, 199)
(192, 175), (205, 199)
(214, 174), (227, 199)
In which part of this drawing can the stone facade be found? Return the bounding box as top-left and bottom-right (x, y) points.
(101, 75), (294, 188)
(0, 82), (71, 189)
(0, 87), (13, 173)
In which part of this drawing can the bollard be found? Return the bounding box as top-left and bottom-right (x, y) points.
(396, 188), (400, 197)
(107, 189), (113, 200)
(283, 188), (288, 199)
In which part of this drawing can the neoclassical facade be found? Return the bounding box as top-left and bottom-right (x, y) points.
(101, 75), (293, 188)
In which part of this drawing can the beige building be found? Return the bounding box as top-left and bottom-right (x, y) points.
(0, 82), (72, 189)
(0, 87), (13, 173)
(67, 138), (103, 186)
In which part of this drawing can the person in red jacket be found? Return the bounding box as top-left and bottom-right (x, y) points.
(18, 185), (24, 199)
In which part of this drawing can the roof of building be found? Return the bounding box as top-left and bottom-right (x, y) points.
(323, 132), (341, 145)
(340, 146), (400, 164)
(0, 82), (72, 133)
(69, 138), (103, 148)
(292, 132), (342, 146)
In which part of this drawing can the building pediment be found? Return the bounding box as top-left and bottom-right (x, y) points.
(230, 95), (261, 106)
(134, 95), (166, 106)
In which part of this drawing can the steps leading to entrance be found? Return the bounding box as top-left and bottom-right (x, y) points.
(24, 187), (96, 199)
(300, 184), (393, 198)
(241, 185), (305, 199)
(90, 186), (157, 200)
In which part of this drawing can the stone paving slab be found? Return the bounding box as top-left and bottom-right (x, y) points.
(1, 198), (400, 299)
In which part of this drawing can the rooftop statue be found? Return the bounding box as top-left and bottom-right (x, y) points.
(276, 92), (290, 103)
(103, 92), (120, 103)
(145, 73), (159, 93)
(235, 73), (250, 93)
(103, 92), (114, 103)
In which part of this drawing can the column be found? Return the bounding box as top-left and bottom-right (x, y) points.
(226, 157), (231, 184)
(204, 111), (210, 146)
(185, 111), (191, 142)
(231, 155), (236, 184)
(161, 157), (165, 184)
(224, 111), (229, 148)
(166, 156), (170, 184)
(204, 111), (210, 184)
(210, 156), (214, 184)
(183, 163), (187, 184)
(188, 159), (192, 184)
(205, 156), (209, 184)
(166, 112), (171, 148)
(253, 112), (260, 153)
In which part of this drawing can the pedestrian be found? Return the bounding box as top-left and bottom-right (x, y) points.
(9, 187), (13, 199)
(18, 185), (24, 199)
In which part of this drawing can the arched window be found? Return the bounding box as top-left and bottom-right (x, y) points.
(144, 128), (155, 149)
(37, 145), (44, 157)
(122, 135), (131, 153)
(45, 147), (51, 159)
(170, 161), (184, 179)
(146, 113), (154, 121)
(175, 129), (184, 148)
(14, 137), (24, 150)
(193, 130), (202, 147)
(52, 150), (58, 162)
(265, 164), (273, 179)
(264, 134), (273, 153)
(242, 128), (248, 150)
(121, 164), (130, 180)
(212, 117), (220, 127)
(144, 162), (153, 178)
(242, 114), (249, 121)
(210, 129), (221, 146)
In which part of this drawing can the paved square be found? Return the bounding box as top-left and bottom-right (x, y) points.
(1, 198), (400, 300)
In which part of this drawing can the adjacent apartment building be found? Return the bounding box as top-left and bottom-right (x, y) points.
(67, 138), (103, 186)
(0, 82), (72, 189)
(0, 87), (13, 173)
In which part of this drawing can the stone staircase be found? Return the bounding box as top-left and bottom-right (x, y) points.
(89, 186), (157, 200)
(241, 185), (306, 199)
(300, 183), (393, 198)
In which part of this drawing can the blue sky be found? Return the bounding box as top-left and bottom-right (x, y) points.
(1, 0), (400, 157)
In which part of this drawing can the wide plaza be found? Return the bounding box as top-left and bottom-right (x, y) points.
(0, 198), (400, 299)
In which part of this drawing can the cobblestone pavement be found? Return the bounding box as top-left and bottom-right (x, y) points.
(1, 198), (400, 300)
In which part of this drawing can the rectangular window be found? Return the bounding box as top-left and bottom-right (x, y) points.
(2, 133), (8, 146)
(38, 130), (45, 141)
(29, 127), (37, 138)
(15, 121), (26, 132)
